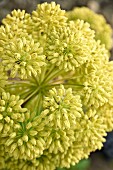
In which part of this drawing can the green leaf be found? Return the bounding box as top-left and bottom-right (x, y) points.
(56, 159), (90, 170)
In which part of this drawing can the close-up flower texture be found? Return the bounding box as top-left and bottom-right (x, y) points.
(0, 2), (113, 170)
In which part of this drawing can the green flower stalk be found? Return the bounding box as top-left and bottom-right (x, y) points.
(66, 7), (113, 50)
(0, 2), (113, 170)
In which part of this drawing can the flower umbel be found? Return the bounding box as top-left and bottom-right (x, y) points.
(66, 7), (113, 50)
(0, 36), (46, 79)
(46, 20), (95, 71)
(0, 2), (113, 170)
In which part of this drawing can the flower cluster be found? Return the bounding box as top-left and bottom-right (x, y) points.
(67, 7), (112, 50)
(0, 2), (113, 170)
(0, 36), (46, 79)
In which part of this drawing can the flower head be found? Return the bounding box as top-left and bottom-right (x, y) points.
(0, 92), (27, 134)
(43, 85), (82, 129)
(32, 2), (67, 36)
(2, 9), (32, 34)
(46, 20), (95, 71)
(67, 7), (112, 50)
(0, 36), (46, 79)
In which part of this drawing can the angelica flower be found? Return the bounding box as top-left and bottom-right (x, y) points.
(0, 36), (46, 79)
(2, 9), (32, 34)
(0, 92), (27, 134)
(72, 62), (113, 108)
(3, 109), (51, 160)
(0, 2), (113, 170)
(46, 20), (95, 71)
(97, 103), (113, 132)
(67, 7), (113, 50)
(32, 2), (67, 37)
(43, 85), (82, 130)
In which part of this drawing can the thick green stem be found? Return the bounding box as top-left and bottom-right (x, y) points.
(35, 92), (43, 115)
(23, 87), (40, 104)
(0, 87), (5, 92)
(44, 69), (64, 84)
(8, 79), (36, 86)
(42, 64), (56, 83)
(45, 83), (84, 90)
(5, 84), (35, 90)
(39, 66), (47, 84)
(20, 89), (34, 99)
(31, 72), (39, 85)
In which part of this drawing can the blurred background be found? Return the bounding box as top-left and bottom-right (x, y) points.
(0, 0), (113, 169)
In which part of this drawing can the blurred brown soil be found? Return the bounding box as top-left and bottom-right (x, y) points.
(88, 152), (113, 170)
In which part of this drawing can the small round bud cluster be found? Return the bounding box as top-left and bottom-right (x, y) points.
(75, 63), (113, 108)
(3, 110), (49, 161)
(0, 92), (27, 135)
(2, 9), (32, 34)
(43, 85), (82, 130)
(43, 85), (83, 155)
(46, 21), (95, 71)
(32, 2), (67, 37)
(67, 7), (112, 50)
(0, 36), (46, 79)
